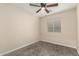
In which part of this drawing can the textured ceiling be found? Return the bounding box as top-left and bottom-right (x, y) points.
(3, 3), (77, 17)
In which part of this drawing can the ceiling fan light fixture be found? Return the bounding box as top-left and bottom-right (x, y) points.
(29, 3), (58, 13)
(41, 7), (45, 10)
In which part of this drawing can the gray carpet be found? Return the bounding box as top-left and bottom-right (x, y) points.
(4, 41), (78, 56)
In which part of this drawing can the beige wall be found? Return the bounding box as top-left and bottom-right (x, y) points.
(40, 8), (77, 48)
(0, 5), (40, 54)
(77, 4), (79, 53)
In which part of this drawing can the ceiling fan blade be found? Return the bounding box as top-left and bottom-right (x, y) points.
(30, 4), (40, 7)
(47, 3), (58, 7)
(36, 8), (42, 13)
(45, 8), (49, 13)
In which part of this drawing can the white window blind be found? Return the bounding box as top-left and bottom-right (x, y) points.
(47, 17), (61, 32)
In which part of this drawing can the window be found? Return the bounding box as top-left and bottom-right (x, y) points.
(47, 17), (61, 32)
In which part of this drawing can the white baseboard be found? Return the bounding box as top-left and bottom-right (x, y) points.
(0, 40), (38, 56)
(41, 40), (76, 49)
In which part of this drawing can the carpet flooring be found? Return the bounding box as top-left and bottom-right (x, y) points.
(4, 41), (78, 56)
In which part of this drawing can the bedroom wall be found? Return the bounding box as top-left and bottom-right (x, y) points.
(40, 8), (77, 48)
(0, 4), (40, 54)
(77, 4), (79, 53)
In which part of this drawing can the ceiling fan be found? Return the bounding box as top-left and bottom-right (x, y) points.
(29, 3), (58, 13)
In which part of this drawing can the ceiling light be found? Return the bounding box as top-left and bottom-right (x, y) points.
(41, 7), (45, 10)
